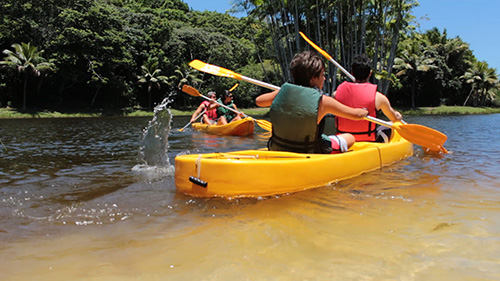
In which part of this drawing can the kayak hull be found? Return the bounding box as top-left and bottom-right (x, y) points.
(174, 128), (413, 198)
(191, 117), (255, 136)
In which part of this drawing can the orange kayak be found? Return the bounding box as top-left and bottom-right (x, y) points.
(191, 117), (255, 136)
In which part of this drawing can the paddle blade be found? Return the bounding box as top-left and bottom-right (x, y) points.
(229, 83), (239, 92)
(299, 32), (333, 61)
(255, 119), (272, 132)
(181, 84), (202, 97)
(396, 123), (448, 153)
(189, 60), (243, 80)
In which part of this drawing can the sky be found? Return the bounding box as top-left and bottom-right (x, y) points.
(182, 0), (500, 70)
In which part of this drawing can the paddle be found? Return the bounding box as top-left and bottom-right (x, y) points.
(178, 109), (206, 132)
(365, 116), (448, 153)
(181, 84), (272, 132)
(299, 32), (448, 153)
(299, 31), (355, 81)
(189, 60), (280, 91)
(188, 60), (448, 152)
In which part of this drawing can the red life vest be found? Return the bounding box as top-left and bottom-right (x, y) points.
(335, 82), (378, 141)
(201, 101), (217, 121)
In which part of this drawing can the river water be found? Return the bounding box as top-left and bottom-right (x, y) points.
(0, 108), (499, 280)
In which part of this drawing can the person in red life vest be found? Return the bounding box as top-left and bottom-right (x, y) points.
(190, 91), (218, 124)
(334, 54), (403, 142)
(255, 51), (368, 154)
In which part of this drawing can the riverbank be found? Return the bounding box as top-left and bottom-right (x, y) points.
(0, 106), (499, 119)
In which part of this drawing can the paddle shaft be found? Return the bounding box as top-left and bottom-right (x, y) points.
(179, 109), (206, 131)
(241, 76), (280, 91)
(364, 115), (393, 128)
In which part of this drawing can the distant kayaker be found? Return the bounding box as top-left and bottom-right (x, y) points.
(255, 51), (368, 154)
(190, 91), (218, 124)
(333, 54), (403, 142)
(215, 90), (244, 125)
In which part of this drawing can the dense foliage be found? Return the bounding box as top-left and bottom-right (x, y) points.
(0, 0), (498, 111)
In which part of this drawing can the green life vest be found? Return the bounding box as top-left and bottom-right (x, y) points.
(216, 98), (235, 121)
(269, 83), (324, 153)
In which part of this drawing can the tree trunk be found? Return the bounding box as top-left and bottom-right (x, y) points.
(411, 76), (416, 108)
(463, 88), (473, 106)
(382, 0), (403, 95)
(22, 73), (28, 110)
(148, 83), (152, 109)
(90, 86), (101, 108)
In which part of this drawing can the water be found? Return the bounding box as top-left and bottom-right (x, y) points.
(0, 111), (499, 280)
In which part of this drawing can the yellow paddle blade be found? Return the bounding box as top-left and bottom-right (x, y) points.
(299, 31), (333, 61)
(299, 31), (355, 81)
(254, 119), (272, 132)
(229, 83), (239, 92)
(189, 60), (243, 80)
(394, 123), (448, 153)
(181, 84), (201, 97)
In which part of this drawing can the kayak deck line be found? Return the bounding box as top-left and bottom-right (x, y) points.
(208, 151), (312, 160)
(175, 128), (414, 198)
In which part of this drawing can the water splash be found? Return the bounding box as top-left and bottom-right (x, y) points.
(133, 97), (175, 178)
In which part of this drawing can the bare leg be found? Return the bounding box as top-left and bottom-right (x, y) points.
(217, 116), (228, 125)
(230, 115), (242, 122)
(202, 115), (214, 124)
(338, 133), (355, 148)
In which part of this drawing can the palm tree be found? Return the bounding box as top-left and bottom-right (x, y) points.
(137, 58), (169, 109)
(0, 42), (53, 110)
(394, 35), (437, 107)
(173, 63), (203, 89)
(173, 63), (203, 108)
(461, 61), (498, 107)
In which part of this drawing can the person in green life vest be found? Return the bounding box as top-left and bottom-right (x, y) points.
(255, 51), (368, 154)
(215, 89), (244, 125)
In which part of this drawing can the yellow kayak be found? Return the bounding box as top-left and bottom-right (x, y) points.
(175, 126), (413, 198)
(191, 117), (255, 136)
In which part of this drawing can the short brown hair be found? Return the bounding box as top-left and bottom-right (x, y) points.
(289, 51), (325, 87)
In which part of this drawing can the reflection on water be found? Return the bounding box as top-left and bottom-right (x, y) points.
(0, 114), (499, 280)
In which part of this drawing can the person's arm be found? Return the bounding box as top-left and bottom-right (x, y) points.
(375, 92), (402, 122)
(318, 96), (368, 124)
(232, 103), (244, 117)
(206, 98), (218, 110)
(190, 104), (206, 122)
(255, 90), (279, 107)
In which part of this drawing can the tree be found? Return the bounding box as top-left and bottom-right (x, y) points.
(393, 34), (437, 107)
(137, 58), (169, 109)
(172, 63), (203, 108)
(0, 42), (53, 109)
(461, 61), (498, 107)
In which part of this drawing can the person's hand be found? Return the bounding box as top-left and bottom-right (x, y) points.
(394, 111), (403, 121)
(354, 108), (369, 120)
(360, 108), (369, 118)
